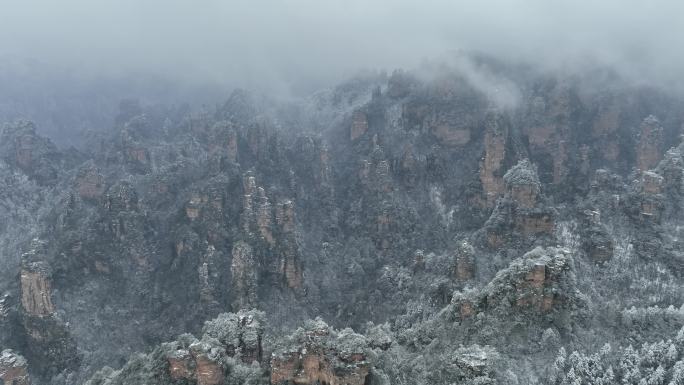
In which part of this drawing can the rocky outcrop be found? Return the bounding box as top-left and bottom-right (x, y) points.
(481, 159), (555, 248)
(504, 160), (541, 209)
(230, 241), (258, 310)
(166, 349), (193, 381)
(428, 106), (474, 146)
(19, 243), (80, 378)
(270, 319), (371, 385)
(240, 175), (268, 242)
(0, 350), (30, 385)
(454, 241), (476, 281)
(103, 181), (138, 213)
(75, 163), (105, 201)
(398, 144), (420, 186)
(201, 311), (264, 364)
(641, 170), (663, 195)
(636, 115), (664, 171)
(19, 262), (54, 317)
(350, 110), (368, 141)
(207, 121), (239, 163)
(479, 111), (509, 207)
(580, 210), (614, 263)
(198, 244), (221, 307)
(591, 100), (621, 138)
(193, 347), (224, 385)
(277, 200), (302, 289)
(507, 160), (554, 236)
(451, 247), (582, 321)
(358, 145), (393, 194)
(275, 200), (296, 235)
(431, 123), (471, 146)
(0, 120), (61, 184)
(166, 341), (232, 385)
(185, 193), (204, 221)
(21, 303), (80, 378)
(625, 169), (666, 223)
(256, 188), (275, 246)
(656, 147), (684, 195)
(119, 116), (151, 173)
(637, 170), (665, 221)
(240, 174), (303, 290)
(101, 182), (141, 240)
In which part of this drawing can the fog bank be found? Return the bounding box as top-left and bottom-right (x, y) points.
(1, 0), (683, 94)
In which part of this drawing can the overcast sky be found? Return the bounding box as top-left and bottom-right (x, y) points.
(1, 0), (683, 93)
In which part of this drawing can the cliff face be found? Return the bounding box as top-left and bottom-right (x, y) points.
(479, 111), (509, 207)
(2, 59), (684, 385)
(637, 115), (665, 171)
(19, 265), (54, 318)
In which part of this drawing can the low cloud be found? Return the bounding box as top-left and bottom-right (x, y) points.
(1, 0), (683, 94)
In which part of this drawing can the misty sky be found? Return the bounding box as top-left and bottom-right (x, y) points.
(1, 0), (684, 93)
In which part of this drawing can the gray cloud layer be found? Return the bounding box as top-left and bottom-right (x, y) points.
(1, 0), (684, 94)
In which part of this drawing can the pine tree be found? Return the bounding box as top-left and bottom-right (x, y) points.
(595, 366), (615, 385)
(670, 361), (684, 385)
(667, 344), (679, 364)
(551, 348), (568, 384)
(621, 346), (642, 385)
(563, 367), (577, 385)
(647, 365), (665, 385)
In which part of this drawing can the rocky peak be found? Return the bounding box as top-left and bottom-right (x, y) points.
(0, 120), (60, 184)
(503, 159), (541, 209)
(480, 159), (554, 248)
